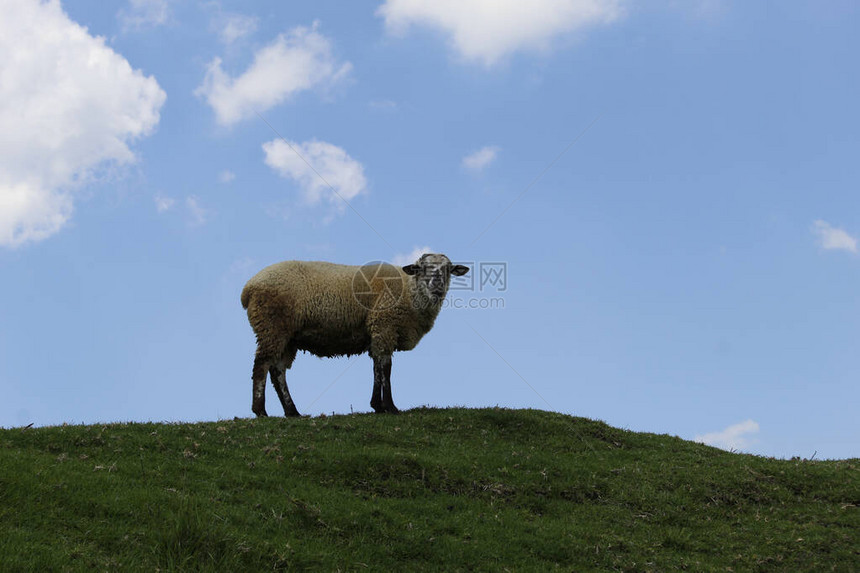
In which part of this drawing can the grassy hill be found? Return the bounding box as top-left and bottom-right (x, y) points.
(1, 407), (857, 571)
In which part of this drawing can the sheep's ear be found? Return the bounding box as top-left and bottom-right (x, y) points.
(451, 265), (470, 276)
(402, 264), (420, 275)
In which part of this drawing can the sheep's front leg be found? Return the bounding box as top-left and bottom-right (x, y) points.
(370, 368), (382, 412)
(371, 354), (398, 414)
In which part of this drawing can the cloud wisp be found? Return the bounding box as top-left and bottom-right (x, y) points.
(195, 22), (351, 126)
(154, 194), (209, 227)
(262, 139), (367, 213)
(118, 0), (170, 30)
(0, 0), (166, 248)
(217, 12), (258, 44)
(392, 246), (434, 266)
(378, 0), (624, 66)
(695, 420), (760, 451)
(463, 146), (500, 171)
(185, 196), (208, 227)
(154, 195), (175, 213)
(812, 220), (858, 254)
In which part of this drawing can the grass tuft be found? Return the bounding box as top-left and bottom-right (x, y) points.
(151, 497), (235, 571)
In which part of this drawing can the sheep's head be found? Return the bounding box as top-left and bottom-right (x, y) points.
(402, 253), (469, 301)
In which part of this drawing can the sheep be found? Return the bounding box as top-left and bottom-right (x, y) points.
(241, 253), (470, 417)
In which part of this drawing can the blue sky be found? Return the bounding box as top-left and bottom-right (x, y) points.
(1, 0), (859, 460)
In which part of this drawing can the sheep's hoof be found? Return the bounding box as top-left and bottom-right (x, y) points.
(284, 408), (301, 417)
(253, 408), (268, 418)
(371, 400), (399, 413)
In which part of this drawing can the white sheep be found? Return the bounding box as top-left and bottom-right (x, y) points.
(240, 253), (469, 416)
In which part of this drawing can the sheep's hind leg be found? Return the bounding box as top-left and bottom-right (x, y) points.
(269, 364), (300, 417)
(251, 352), (269, 417)
(371, 354), (398, 414)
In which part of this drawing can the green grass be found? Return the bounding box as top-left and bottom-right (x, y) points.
(1, 407), (857, 571)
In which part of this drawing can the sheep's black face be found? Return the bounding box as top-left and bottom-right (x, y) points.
(402, 253), (469, 301)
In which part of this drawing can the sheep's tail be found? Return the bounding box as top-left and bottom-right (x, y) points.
(240, 284), (252, 310)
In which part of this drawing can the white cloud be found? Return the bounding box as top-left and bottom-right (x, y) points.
(195, 22), (352, 126)
(119, 0), (170, 30)
(695, 420), (760, 451)
(812, 220), (858, 254)
(462, 146), (500, 171)
(154, 195), (175, 212)
(218, 170), (236, 184)
(218, 12), (258, 44)
(0, 0), (166, 248)
(378, 0), (624, 66)
(262, 139), (367, 209)
(0, 183), (72, 247)
(392, 246), (434, 266)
